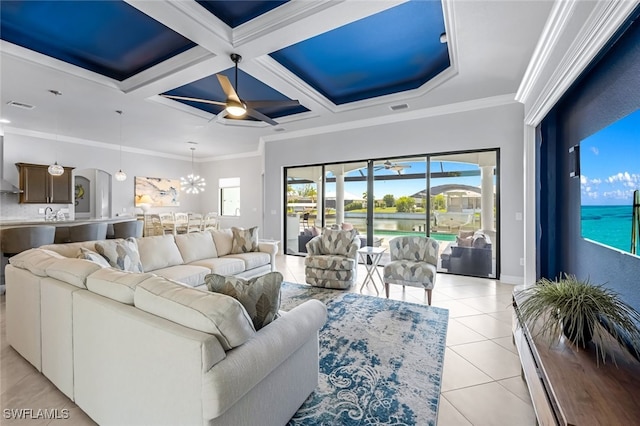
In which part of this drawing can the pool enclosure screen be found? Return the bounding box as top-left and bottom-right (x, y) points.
(284, 149), (499, 279)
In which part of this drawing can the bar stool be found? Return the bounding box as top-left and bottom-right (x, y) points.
(1, 226), (56, 257)
(113, 221), (143, 239)
(68, 223), (108, 242)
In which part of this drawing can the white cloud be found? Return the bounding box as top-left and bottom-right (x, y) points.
(590, 146), (599, 155)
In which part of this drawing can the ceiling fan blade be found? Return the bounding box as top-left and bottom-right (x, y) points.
(216, 74), (241, 104)
(160, 94), (226, 107)
(246, 108), (278, 126)
(245, 99), (300, 109)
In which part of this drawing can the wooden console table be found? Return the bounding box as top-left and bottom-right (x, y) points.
(512, 292), (640, 425)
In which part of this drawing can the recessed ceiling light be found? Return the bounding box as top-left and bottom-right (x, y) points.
(0, 118), (10, 124)
(390, 103), (409, 111)
(6, 100), (35, 110)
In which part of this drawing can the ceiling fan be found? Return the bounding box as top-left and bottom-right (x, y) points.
(374, 160), (412, 175)
(161, 53), (300, 126)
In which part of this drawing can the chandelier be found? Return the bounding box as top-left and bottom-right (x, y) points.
(114, 110), (127, 182)
(47, 90), (64, 176)
(180, 147), (206, 194)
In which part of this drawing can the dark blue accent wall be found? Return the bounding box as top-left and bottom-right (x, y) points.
(539, 9), (640, 310)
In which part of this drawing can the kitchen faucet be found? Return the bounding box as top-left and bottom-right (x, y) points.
(44, 206), (54, 221)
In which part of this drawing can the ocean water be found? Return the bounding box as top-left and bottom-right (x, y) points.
(581, 205), (636, 252)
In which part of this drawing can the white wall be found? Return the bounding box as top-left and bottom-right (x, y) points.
(1, 132), (203, 219)
(263, 102), (526, 282)
(199, 155), (264, 231)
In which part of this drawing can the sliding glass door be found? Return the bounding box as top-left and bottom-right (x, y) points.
(283, 149), (499, 279)
(431, 152), (497, 278)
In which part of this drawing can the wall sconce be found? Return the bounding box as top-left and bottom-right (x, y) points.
(569, 144), (580, 178)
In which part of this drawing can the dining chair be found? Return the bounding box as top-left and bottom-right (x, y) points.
(187, 213), (203, 233)
(143, 214), (164, 236)
(173, 212), (189, 234)
(202, 212), (220, 231)
(159, 212), (176, 235)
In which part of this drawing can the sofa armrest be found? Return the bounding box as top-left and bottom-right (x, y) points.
(202, 299), (327, 419)
(258, 241), (279, 271)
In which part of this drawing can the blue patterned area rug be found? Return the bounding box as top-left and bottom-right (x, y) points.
(281, 282), (449, 426)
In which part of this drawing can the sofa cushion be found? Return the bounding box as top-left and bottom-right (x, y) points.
(8, 248), (65, 277)
(189, 257), (246, 276)
(304, 254), (356, 271)
(135, 235), (183, 272)
(45, 258), (103, 289)
(206, 271), (283, 330)
(134, 277), (255, 350)
(95, 238), (143, 273)
(175, 232), (218, 263)
(320, 228), (358, 256)
(226, 252), (271, 271)
(210, 229), (233, 256)
(77, 247), (111, 268)
(231, 226), (259, 254)
(152, 265), (210, 288)
(86, 268), (155, 304)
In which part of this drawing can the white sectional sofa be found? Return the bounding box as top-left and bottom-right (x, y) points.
(5, 230), (327, 425)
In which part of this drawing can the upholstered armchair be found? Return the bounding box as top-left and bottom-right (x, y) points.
(383, 236), (439, 305)
(304, 228), (360, 289)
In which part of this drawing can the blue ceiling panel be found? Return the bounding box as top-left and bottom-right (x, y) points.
(270, 0), (450, 105)
(0, 0), (196, 81)
(196, 1), (288, 28)
(163, 68), (308, 120)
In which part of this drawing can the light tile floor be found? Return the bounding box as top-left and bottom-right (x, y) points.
(0, 255), (536, 425)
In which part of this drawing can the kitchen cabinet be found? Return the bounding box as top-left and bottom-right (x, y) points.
(17, 163), (74, 204)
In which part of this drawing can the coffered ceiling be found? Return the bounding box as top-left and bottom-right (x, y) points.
(0, 0), (553, 160)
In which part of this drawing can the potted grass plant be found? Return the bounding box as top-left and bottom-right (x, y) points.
(516, 273), (640, 364)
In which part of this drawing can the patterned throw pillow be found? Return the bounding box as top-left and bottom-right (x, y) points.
(205, 271), (283, 330)
(320, 228), (357, 256)
(231, 226), (259, 254)
(94, 238), (143, 273)
(77, 247), (111, 268)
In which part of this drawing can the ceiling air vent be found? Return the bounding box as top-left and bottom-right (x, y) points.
(7, 100), (35, 110)
(390, 103), (409, 111)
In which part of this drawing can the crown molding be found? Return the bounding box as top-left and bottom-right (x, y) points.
(515, 0), (580, 104)
(5, 127), (191, 161)
(262, 93), (517, 143)
(522, 0), (638, 126)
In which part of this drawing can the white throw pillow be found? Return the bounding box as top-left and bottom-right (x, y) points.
(77, 247), (111, 268)
(134, 276), (255, 350)
(175, 232), (218, 263)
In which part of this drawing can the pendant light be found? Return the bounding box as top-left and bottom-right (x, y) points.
(180, 147), (206, 194)
(47, 90), (64, 176)
(114, 110), (127, 182)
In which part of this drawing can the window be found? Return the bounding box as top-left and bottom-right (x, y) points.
(220, 177), (240, 216)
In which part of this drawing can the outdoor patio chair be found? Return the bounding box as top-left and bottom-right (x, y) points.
(383, 236), (439, 305)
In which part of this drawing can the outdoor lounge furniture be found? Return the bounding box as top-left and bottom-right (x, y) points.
(383, 236), (439, 305)
(304, 228), (360, 289)
(440, 230), (492, 277)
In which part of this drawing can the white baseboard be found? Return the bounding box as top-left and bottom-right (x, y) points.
(499, 275), (524, 285)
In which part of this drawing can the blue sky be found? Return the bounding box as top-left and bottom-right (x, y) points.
(580, 109), (640, 205)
